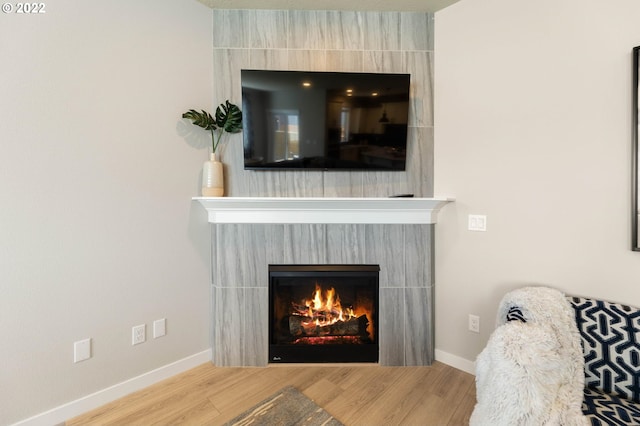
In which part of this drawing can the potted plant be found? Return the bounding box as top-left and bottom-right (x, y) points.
(182, 100), (242, 197)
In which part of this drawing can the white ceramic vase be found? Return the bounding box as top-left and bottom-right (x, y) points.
(202, 153), (224, 197)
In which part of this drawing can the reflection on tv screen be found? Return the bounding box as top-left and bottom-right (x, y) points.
(241, 70), (411, 171)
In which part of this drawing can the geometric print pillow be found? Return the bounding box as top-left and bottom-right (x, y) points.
(506, 306), (527, 323)
(569, 296), (640, 403)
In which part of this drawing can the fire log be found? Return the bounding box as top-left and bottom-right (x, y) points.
(288, 315), (313, 336)
(288, 315), (368, 337)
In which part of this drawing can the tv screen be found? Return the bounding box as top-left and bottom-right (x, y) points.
(241, 70), (411, 171)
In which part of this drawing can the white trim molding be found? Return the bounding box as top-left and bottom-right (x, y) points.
(435, 349), (476, 375)
(193, 196), (454, 224)
(11, 350), (212, 426)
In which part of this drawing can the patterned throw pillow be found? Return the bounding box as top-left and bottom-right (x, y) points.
(583, 387), (640, 425)
(506, 306), (527, 322)
(569, 296), (640, 403)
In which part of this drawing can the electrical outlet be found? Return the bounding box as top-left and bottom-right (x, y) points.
(153, 318), (166, 339)
(468, 314), (480, 333)
(74, 338), (91, 363)
(132, 324), (146, 345)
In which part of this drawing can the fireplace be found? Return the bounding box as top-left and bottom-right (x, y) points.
(269, 264), (379, 363)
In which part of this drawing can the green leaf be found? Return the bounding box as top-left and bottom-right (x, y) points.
(215, 100), (243, 134)
(182, 109), (217, 131)
(182, 101), (242, 153)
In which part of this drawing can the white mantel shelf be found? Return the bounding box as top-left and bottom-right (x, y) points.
(193, 197), (454, 224)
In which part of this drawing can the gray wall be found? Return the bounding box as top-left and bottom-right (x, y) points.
(210, 9), (435, 198)
(0, 0), (213, 424)
(434, 0), (640, 367)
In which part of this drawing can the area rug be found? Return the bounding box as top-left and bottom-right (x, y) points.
(223, 385), (344, 426)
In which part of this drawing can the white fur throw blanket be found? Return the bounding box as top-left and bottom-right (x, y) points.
(469, 286), (588, 426)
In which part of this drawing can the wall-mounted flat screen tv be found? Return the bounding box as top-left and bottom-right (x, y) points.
(241, 70), (411, 171)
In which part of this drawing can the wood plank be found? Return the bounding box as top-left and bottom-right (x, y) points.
(66, 362), (476, 426)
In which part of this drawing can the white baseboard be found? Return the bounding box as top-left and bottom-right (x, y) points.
(11, 349), (212, 426)
(435, 349), (476, 375)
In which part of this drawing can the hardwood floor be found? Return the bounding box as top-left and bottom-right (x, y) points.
(67, 361), (476, 426)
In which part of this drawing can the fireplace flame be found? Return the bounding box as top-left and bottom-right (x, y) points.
(291, 283), (374, 340)
(298, 284), (356, 328)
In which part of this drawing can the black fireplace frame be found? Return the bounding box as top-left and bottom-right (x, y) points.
(268, 264), (380, 364)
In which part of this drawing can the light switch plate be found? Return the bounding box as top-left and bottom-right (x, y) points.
(153, 318), (166, 338)
(74, 338), (91, 363)
(468, 214), (487, 231)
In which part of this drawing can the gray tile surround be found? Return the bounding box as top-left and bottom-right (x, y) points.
(210, 10), (435, 367)
(211, 9), (434, 199)
(211, 224), (435, 366)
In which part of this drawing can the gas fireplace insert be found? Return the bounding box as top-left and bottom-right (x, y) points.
(269, 264), (379, 363)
